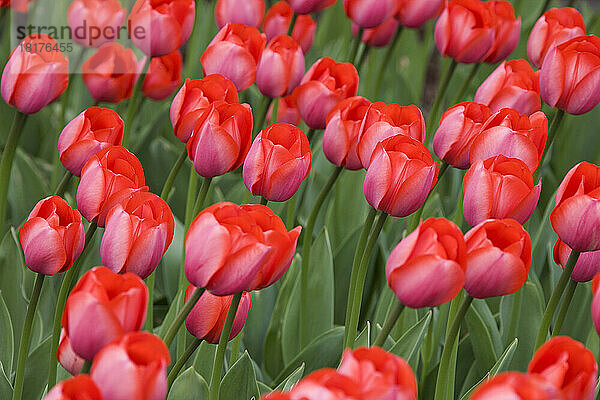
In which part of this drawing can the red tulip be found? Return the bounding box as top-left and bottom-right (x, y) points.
(184, 285), (252, 343)
(432, 101), (492, 169)
(474, 59), (541, 116)
(264, 1), (316, 53)
(243, 123), (311, 202)
(434, 0), (495, 64)
(343, 0), (397, 29)
(554, 240), (600, 283)
(1, 34), (68, 114)
(528, 7), (586, 69)
(323, 96), (372, 170)
(170, 75), (239, 143)
(470, 372), (567, 400)
(529, 336), (598, 400)
(186, 101), (253, 178)
(19, 196), (84, 276)
(267, 94), (302, 125)
(464, 218), (531, 298)
(62, 267), (148, 360)
(540, 35), (600, 115)
(256, 35), (305, 98)
(483, 1), (521, 63)
(43, 375), (102, 400)
(395, 0), (445, 28)
(288, 369), (362, 399)
(67, 0), (126, 47)
(185, 202), (301, 295)
(364, 135), (438, 217)
(469, 108), (548, 173)
(58, 107), (124, 177)
(82, 43), (142, 104)
(128, 0), (195, 57)
(386, 217), (466, 308)
(76, 145), (148, 227)
(201, 23), (267, 91)
(550, 162), (600, 252)
(286, 0), (336, 15)
(215, 0), (265, 28)
(591, 273), (600, 336)
(293, 57), (359, 129)
(91, 332), (170, 400)
(353, 18), (400, 47)
(57, 330), (84, 376)
(142, 50), (182, 101)
(463, 155), (541, 226)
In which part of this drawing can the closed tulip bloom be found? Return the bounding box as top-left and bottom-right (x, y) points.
(592, 273), (600, 336)
(343, 0), (397, 29)
(67, 0), (126, 47)
(433, 101), (492, 169)
(386, 217), (466, 308)
(44, 375), (102, 400)
(464, 218), (532, 298)
(395, 0), (445, 28)
(267, 94), (302, 125)
(470, 372), (567, 400)
(474, 59), (541, 116)
(201, 23), (267, 91)
(323, 96), (371, 170)
(463, 155), (541, 226)
(184, 286), (252, 343)
(1, 34), (68, 114)
(434, 0), (496, 64)
(540, 35), (600, 115)
(529, 336), (598, 400)
(554, 240), (600, 282)
(528, 7), (586, 69)
(142, 50), (182, 100)
(215, 0), (265, 28)
(243, 123), (311, 202)
(483, 1), (521, 63)
(57, 330), (84, 376)
(91, 332), (170, 400)
(353, 18), (400, 47)
(293, 57), (359, 129)
(364, 135), (438, 217)
(77, 146), (148, 227)
(58, 107), (124, 177)
(170, 75), (239, 143)
(264, 2), (316, 53)
(550, 162), (600, 252)
(185, 202), (301, 295)
(287, 0), (336, 14)
(128, 0), (195, 57)
(186, 101), (253, 178)
(19, 196), (85, 276)
(256, 35), (305, 98)
(469, 108), (548, 173)
(62, 267), (148, 360)
(289, 369), (362, 399)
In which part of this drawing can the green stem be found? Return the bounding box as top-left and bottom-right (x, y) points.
(253, 96), (273, 137)
(145, 272), (156, 332)
(167, 338), (202, 387)
(287, 13), (297, 36)
(349, 28), (363, 64)
(270, 97), (280, 125)
(122, 57), (151, 147)
(373, 300), (405, 347)
(356, 45), (371, 75)
(260, 196), (269, 206)
(373, 26), (403, 98)
(286, 193), (298, 229)
(505, 289), (522, 345)
(53, 170), (73, 196)
(307, 128), (317, 145)
(552, 278), (578, 337)
(162, 287), (204, 348)
(536, 109), (566, 179)
(12, 273), (45, 400)
(535, 250), (580, 350)
(425, 60), (458, 147)
(80, 359), (92, 374)
(407, 161), (449, 233)
(452, 63), (481, 104)
(229, 332), (242, 365)
(193, 177), (212, 216)
(209, 292), (242, 400)
(160, 148), (188, 199)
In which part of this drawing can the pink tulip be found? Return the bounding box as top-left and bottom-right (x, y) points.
(256, 35), (305, 98)
(343, 0), (397, 29)
(215, 0), (265, 28)
(353, 18), (400, 47)
(287, 0), (336, 14)
(554, 239), (600, 283)
(67, 0), (126, 48)
(395, 0), (445, 28)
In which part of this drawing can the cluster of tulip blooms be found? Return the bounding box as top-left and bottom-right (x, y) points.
(2, 0), (600, 399)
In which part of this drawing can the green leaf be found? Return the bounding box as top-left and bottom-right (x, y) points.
(258, 382), (273, 395)
(389, 310), (432, 371)
(465, 299), (502, 374)
(158, 290), (184, 338)
(167, 367), (208, 400)
(219, 352), (259, 400)
(23, 335), (51, 400)
(243, 284), (277, 367)
(0, 292), (14, 376)
(0, 362), (12, 400)
(355, 322), (371, 348)
(193, 341), (217, 384)
(274, 364), (305, 392)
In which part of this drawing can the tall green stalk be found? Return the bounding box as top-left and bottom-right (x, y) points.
(452, 63), (481, 104)
(536, 109), (566, 179)
(425, 60), (458, 146)
(168, 338), (203, 387)
(373, 300), (405, 347)
(122, 57), (151, 147)
(552, 278), (578, 337)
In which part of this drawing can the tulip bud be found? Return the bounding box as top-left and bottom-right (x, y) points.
(528, 7), (586, 69)
(386, 217), (466, 308)
(128, 0), (195, 57)
(264, 1), (316, 53)
(43, 375), (102, 400)
(67, 0), (126, 48)
(58, 107), (124, 177)
(470, 372), (568, 400)
(57, 330), (84, 376)
(464, 218), (531, 298)
(62, 267), (148, 360)
(215, 0), (265, 28)
(243, 123), (311, 202)
(352, 18), (400, 47)
(185, 202), (301, 295)
(101, 191), (175, 279)
(186, 102), (253, 178)
(256, 36), (305, 98)
(201, 23), (267, 91)
(287, 0), (336, 14)
(19, 196), (84, 276)
(540, 35), (600, 115)
(528, 336), (598, 400)
(483, 1), (521, 63)
(474, 59), (541, 116)
(554, 240), (600, 283)
(323, 96), (372, 170)
(364, 135), (438, 217)
(434, 0), (495, 64)
(469, 108), (548, 173)
(343, 0), (397, 29)
(550, 162), (600, 252)
(170, 75), (239, 143)
(463, 155), (541, 226)
(293, 57), (359, 129)
(184, 286), (252, 343)
(395, 0), (445, 28)
(267, 94), (302, 125)
(433, 101), (492, 169)
(91, 332), (170, 400)
(1, 34), (68, 114)
(77, 146), (148, 227)
(142, 50), (182, 101)
(592, 273), (600, 336)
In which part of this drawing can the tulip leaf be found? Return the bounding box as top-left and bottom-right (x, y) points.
(258, 382), (273, 395)
(355, 321), (371, 348)
(243, 284), (277, 367)
(273, 364), (305, 392)
(0, 362), (12, 400)
(219, 351), (259, 400)
(193, 341), (217, 384)
(0, 292), (14, 376)
(389, 310), (432, 371)
(167, 366), (208, 400)
(158, 290), (184, 339)
(465, 299), (502, 374)
(23, 335), (51, 400)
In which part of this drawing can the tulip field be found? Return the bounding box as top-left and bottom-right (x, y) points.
(5, 0), (600, 398)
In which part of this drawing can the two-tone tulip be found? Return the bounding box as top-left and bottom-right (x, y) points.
(256, 35), (305, 99)
(483, 0), (521, 63)
(142, 50), (182, 101)
(263, 1), (316, 53)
